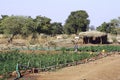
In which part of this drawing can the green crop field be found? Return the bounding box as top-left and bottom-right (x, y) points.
(0, 51), (95, 76)
(0, 45), (120, 79)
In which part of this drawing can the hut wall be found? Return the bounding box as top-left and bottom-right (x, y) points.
(82, 35), (107, 44)
(101, 35), (108, 44)
(83, 36), (89, 44)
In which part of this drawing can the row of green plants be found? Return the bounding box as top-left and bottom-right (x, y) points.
(0, 50), (97, 76)
(66, 45), (120, 52)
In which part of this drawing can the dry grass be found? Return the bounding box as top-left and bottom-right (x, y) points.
(108, 34), (120, 43)
(0, 33), (119, 50)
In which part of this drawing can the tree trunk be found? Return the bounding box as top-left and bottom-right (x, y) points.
(8, 34), (14, 43)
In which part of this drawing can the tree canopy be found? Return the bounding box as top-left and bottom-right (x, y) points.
(1, 16), (35, 36)
(64, 10), (90, 34)
(0, 15), (64, 42)
(0, 10), (120, 43)
(34, 16), (51, 34)
(97, 17), (120, 35)
(50, 22), (63, 35)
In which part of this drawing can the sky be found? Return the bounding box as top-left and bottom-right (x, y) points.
(0, 0), (120, 27)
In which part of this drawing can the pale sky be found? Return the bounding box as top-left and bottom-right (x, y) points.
(0, 0), (120, 27)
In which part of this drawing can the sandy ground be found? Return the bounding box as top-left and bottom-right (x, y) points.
(32, 54), (120, 80)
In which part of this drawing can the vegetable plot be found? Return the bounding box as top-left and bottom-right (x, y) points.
(0, 50), (96, 76)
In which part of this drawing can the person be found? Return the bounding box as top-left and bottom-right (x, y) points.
(74, 43), (78, 52)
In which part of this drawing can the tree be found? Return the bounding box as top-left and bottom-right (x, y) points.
(0, 15), (9, 34)
(0, 15), (35, 43)
(97, 17), (120, 35)
(97, 22), (109, 33)
(34, 16), (51, 34)
(97, 22), (118, 35)
(110, 17), (120, 35)
(64, 10), (90, 34)
(50, 22), (63, 36)
(21, 16), (37, 38)
(110, 18), (120, 27)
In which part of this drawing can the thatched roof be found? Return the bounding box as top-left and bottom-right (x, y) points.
(79, 31), (107, 37)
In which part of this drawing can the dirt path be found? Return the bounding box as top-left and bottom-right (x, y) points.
(34, 54), (120, 80)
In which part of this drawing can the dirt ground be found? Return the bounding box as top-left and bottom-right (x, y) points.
(21, 54), (120, 80)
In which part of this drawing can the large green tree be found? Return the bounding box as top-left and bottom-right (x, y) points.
(50, 22), (63, 35)
(64, 10), (90, 34)
(34, 16), (51, 34)
(0, 15), (35, 42)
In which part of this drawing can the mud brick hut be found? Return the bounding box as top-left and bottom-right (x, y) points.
(79, 31), (108, 44)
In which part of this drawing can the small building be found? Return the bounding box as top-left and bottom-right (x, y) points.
(79, 31), (108, 44)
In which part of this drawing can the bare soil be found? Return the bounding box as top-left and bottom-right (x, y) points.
(25, 54), (120, 80)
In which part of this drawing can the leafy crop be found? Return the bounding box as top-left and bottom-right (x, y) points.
(0, 45), (119, 77)
(0, 50), (93, 76)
